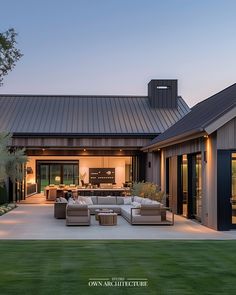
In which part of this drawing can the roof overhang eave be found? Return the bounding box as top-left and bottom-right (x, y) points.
(142, 128), (206, 152)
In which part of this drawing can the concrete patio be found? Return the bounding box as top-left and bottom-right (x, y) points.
(0, 204), (236, 239)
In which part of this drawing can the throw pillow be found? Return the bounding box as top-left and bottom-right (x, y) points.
(133, 196), (143, 203)
(84, 197), (93, 205)
(131, 201), (141, 208)
(60, 197), (68, 203)
(68, 198), (75, 204)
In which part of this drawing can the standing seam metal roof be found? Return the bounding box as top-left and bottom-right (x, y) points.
(0, 95), (189, 135)
(148, 83), (236, 146)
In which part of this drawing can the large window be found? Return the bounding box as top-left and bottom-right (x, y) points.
(37, 161), (79, 192)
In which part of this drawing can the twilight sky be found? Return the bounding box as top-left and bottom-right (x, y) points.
(1, 0), (236, 106)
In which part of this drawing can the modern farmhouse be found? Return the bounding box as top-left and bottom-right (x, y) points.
(0, 79), (235, 230)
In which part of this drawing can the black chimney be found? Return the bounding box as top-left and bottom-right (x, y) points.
(148, 79), (178, 108)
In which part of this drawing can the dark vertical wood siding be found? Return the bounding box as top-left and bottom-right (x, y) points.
(148, 80), (178, 108)
(217, 117), (236, 149)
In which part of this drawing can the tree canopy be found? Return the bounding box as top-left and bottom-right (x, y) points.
(0, 28), (23, 86)
(0, 133), (28, 202)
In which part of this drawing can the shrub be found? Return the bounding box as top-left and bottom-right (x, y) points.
(0, 203), (17, 216)
(131, 181), (165, 203)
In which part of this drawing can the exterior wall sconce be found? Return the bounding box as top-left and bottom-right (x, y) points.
(204, 151), (207, 163)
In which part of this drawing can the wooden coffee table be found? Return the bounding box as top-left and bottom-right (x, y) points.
(98, 213), (117, 226)
(95, 209), (113, 221)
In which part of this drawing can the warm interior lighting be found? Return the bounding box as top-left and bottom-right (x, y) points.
(83, 149), (86, 152)
(119, 149), (122, 152)
(55, 176), (61, 182)
(158, 148), (161, 151)
(42, 148), (45, 151)
(204, 135), (208, 138)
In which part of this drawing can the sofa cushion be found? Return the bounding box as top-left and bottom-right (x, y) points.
(151, 200), (161, 205)
(68, 198), (76, 204)
(121, 205), (133, 221)
(131, 201), (141, 208)
(83, 197), (93, 205)
(67, 204), (89, 216)
(133, 196), (143, 203)
(56, 197), (68, 203)
(124, 197), (132, 205)
(97, 196), (116, 205)
(91, 196), (98, 204)
(116, 197), (124, 205)
(132, 215), (162, 224)
(67, 204), (88, 211)
(141, 198), (153, 205)
(140, 204), (162, 216)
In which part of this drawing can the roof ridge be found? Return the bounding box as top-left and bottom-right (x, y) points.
(192, 82), (236, 109)
(0, 94), (148, 98)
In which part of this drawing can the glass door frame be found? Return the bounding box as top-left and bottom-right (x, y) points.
(36, 160), (79, 192)
(177, 152), (202, 220)
(217, 150), (236, 230)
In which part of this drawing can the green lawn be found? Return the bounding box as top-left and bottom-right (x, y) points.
(0, 240), (235, 295)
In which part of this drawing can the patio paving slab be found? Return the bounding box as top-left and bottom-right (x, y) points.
(0, 204), (236, 240)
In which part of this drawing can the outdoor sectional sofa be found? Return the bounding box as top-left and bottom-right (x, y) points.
(54, 196), (174, 225)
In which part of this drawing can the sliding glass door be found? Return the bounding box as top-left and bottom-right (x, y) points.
(192, 154), (202, 221)
(178, 153), (202, 221)
(181, 155), (188, 217)
(37, 161), (79, 192)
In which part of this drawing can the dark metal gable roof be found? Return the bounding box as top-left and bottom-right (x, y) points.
(148, 83), (236, 147)
(0, 95), (189, 135)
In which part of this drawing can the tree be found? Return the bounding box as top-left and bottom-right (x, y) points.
(0, 28), (23, 86)
(0, 133), (27, 202)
